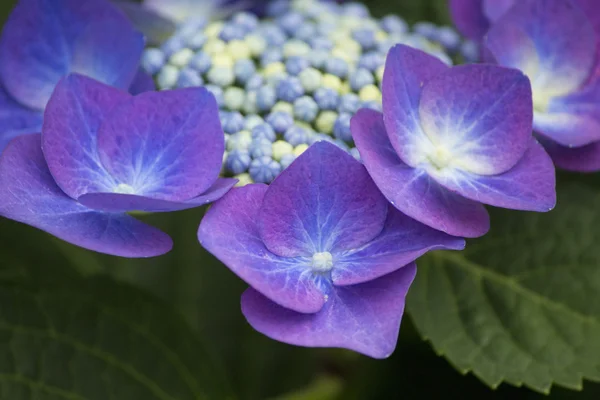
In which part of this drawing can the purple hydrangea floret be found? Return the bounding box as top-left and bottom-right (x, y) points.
(198, 141), (464, 358)
(0, 0), (151, 151)
(352, 44), (556, 238)
(0, 74), (235, 258)
(478, 0), (600, 172)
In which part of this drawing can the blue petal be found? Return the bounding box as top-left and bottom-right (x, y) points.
(241, 263), (417, 359)
(333, 207), (465, 286)
(129, 69), (156, 95)
(432, 139), (556, 212)
(96, 87), (225, 201)
(418, 64), (533, 175)
(199, 184), (326, 314)
(0, 85), (42, 152)
(381, 45), (449, 167)
(0, 134), (172, 258)
(0, 0), (143, 110)
(258, 141), (389, 257)
(78, 178), (236, 212)
(352, 109), (490, 238)
(42, 75), (128, 200)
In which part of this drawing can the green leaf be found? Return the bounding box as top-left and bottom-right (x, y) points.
(0, 268), (234, 400)
(408, 183), (600, 394)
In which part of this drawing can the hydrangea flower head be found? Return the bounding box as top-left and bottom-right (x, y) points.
(199, 141), (465, 358)
(144, 0), (464, 184)
(480, 0), (600, 172)
(352, 44), (556, 238)
(0, 0), (149, 151)
(0, 74), (234, 257)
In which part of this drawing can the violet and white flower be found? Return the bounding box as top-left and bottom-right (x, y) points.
(352, 44), (556, 238)
(482, 0), (600, 172)
(198, 141), (464, 358)
(0, 0), (151, 151)
(0, 74), (235, 257)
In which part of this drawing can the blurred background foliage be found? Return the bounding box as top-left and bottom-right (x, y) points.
(0, 0), (599, 399)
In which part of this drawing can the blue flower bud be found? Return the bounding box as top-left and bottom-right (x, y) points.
(294, 96), (319, 122)
(278, 12), (305, 35)
(252, 123), (277, 142)
(190, 52), (212, 74)
(352, 28), (377, 50)
(381, 15), (408, 34)
(256, 85), (277, 112)
(245, 115), (264, 131)
(349, 68), (375, 91)
(309, 36), (333, 51)
(220, 24), (246, 42)
(250, 156), (281, 183)
(350, 147), (361, 161)
(245, 74), (265, 91)
(175, 18), (206, 40)
(284, 126), (310, 146)
(314, 88), (340, 111)
(186, 32), (207, 49)
(222, 111), (245, 134)
(157, 65), (179, 89)
(358, 52), (385, 72)
(161, 36), (185, 57)
(266, 0), (290, 17)
(413, 22), (437, 39)
(294, 23), (317, 41)
(286, 56), (310, 76)
(232, 12), (259, 32)
(266, 111), (294, 133)
(225, 150), (251, 175)
(207, 66), (235, 87)
(276, 77), (304, 102)
(333, 113), (352, 142)
(141, 48), (165, 75)
(338, 93), (361, 114)
(308, 50), (329, 69)
(177, 68), (203, 88)
(324, 58), (349, 78)
(250, 138), (274, 158)
(260, 24), (287, 46)
(234, 59), (256, 84)
(279, 153), (296, 169)
(205, 84), (224, 107)
(361, 100), (381, 111)
(261, 49), (284, 67)
(435, 26), (461, 52)
(343, 2), (370, 18)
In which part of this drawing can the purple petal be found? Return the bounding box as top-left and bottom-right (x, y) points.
(449, 0), (490, 41)
(482, 0), (515, 21)
(352, 109), (490, 238)
(418, 64), (533, 175)
(241, 263), (417, 359)
(432, 139), (556, 212)
(78, 178), (236, 212)
(382, 45), (449, 167)
(42, 75), (128, 200)
(198, 184), (326, 314)
(0, 134), (172, 258)
(0, 0), (143, 110)
(258, 141), (388, 258)
(0, 85), (42, 152)
(333, 208), (465, 286)
(541, 139), (600, 172)
(97, 87), (225, 201)
(534, 78), (600, 147)
(573, 0), (600, 37)
(129, 69), (156, 95)
(485, 0), (596, 99)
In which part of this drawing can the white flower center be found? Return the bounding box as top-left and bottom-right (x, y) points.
(311, 252), (333, 272)
(114, 183), (136, 195)
(427, 145), (453, 171)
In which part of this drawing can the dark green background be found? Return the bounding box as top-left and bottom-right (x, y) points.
(0, 0), (598, 399)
